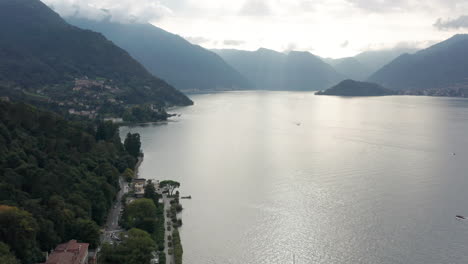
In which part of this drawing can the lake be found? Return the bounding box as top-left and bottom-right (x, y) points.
(120, 91), (468, 264)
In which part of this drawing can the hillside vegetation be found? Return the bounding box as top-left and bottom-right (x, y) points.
(0, 102), (138, 263)
(67, 18), (252, 92)
(0, 0), (192, 119)
(316, 79), (396, 96)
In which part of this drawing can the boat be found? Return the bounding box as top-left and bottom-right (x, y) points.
(456, 215), (465, 220)
(181, 195), (192, 199)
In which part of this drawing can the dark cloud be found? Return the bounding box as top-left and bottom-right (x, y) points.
(239, 0), (271, 16)
(434, 15), (468, 30)
(223, 40), (246, 46)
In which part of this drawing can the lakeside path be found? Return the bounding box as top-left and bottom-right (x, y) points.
(163, 194), (176, 264)
(101, 177), (127, 245)
(100, 156), (142, 246)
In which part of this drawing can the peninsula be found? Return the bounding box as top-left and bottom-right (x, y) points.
(316, 79), (397, 96)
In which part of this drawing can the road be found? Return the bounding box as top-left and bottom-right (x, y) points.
(163, 194), (175, 264)
(101, 177), (128, 245)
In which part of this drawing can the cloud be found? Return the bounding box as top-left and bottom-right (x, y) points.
(239, 0), (271, 16)
(283, 42), (298, 52)
(41, 0), (172, 24)
(185, 36), (212, 45)
(298, 1), (317, 12)
(361, 40), (435, 53)
(340, 40), (349, 48)
(345, 0), (468, 13)
(223, 40), (246, 46)
(434, 15), (468, 30)
(346, 0), (409, 12)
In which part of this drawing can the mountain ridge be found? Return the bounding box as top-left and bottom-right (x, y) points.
(212, 48), (344, 91)
(0, 0), (192, 118)
(368, 35), (468, 90)
(66, 18), (252, 92)
(323, 47), (418, 81)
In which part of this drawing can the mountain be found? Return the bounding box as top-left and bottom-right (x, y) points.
(324, 47), (417, 80)
(212, 48), (284, 90)
(368, 35), (468, 90)
(0, 0), (192, 118)
(354, 47), (418, 74)
(66, 18), (251, 92)
(316, 79), (396, 96)
(324, 57), (372, 81)
(212, 48), (344, 91)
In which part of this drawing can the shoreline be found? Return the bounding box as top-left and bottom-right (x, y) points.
(134, 156), (144, 179)
(128, 131), (184, 264)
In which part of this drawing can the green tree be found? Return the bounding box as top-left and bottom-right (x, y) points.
(0, 242), (20, 264)
(99, 228), (156, 264)
(72, 219), (100, 248)
(0, 205), (41, 263)
(159, 180), (180, 196)
(143, 180), (160, 204)
(122, 168), (134, 182)
(122, 199), (157, 234)
(96, 121), (119, 141)
(172, 228), (183, 264)
(0, 102), (136, 262)
(124, 133), (141, 158)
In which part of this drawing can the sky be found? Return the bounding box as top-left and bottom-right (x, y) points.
(42, 0), (468, 58)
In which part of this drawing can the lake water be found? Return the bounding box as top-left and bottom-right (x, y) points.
(120, 91), (468, 264)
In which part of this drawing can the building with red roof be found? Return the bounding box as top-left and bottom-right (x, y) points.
(42, 240), (89, 264)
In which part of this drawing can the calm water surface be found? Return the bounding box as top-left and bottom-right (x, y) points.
(121, 92), (468, 264)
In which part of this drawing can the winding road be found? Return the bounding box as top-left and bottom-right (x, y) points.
(101, 177), (128, 245)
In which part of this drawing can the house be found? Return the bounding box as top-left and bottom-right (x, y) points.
(133, 178), (146, 198)
(42, 240), (89, 264)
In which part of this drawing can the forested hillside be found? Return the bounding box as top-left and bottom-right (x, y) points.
(67, 18), (252, 92)
(316, 79), (396, 96)
(0, 102), (139, 263)
(0, 0), (192, 119)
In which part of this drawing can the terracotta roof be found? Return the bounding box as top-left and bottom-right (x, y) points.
(44, 240), (89, 264)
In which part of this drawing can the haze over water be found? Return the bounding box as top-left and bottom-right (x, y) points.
(121, 91), (468, 264)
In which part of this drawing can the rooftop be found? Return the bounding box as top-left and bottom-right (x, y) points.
(43, 240), (89, 264)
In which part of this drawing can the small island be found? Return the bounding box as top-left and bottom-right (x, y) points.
(316, 79), (397, 96)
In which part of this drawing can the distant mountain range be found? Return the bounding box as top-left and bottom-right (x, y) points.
(0, 0), (191, 117)
(213, 48), (344, 91)
(316, 80), (396, 96)
(3, 0), (467, 102)
(67, 18), (251, 92)
(323, 47), (418, 81)
(369, 35), (468, 90)
(324, 57), (372, 81)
